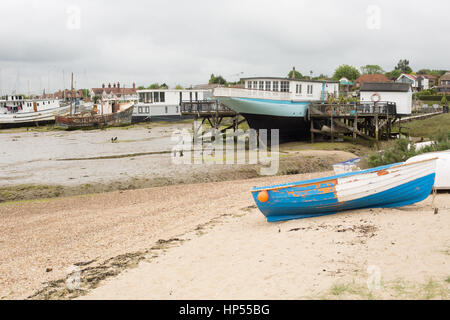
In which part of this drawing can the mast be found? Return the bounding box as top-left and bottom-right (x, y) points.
(70, 72), (74, 116)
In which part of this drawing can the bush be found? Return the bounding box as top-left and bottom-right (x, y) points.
(368, 135), (450, 168)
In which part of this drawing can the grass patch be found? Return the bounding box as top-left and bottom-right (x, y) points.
(324, 277), (450, 300)
(367, 133), (450, 168)
(396, 113), (450, 138)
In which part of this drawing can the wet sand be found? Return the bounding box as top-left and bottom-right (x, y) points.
(0, 171), (448, 300)
(0, 124), (358, 202)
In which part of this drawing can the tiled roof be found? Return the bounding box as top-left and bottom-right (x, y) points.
(355, 74), (390, 84)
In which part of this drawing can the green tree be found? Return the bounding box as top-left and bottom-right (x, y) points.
(148, 83), (160, 89)
(441, 95), (448, 106)
(386, 69), (402, 80)
(360, 65), (384, 75)
(287, 70), (303, 79)
(175, 84), (184, 90)
(332, 65), (361, 81)
(209, 74), (227, 85)
(395, 59), (413, 73)
(159, 83), (169, 89)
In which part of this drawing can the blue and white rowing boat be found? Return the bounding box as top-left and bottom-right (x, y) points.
(252, 158), (437, 222)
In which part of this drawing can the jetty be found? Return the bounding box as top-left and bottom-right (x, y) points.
(181, 100), (244, 138)
(308, 101), (443, 142)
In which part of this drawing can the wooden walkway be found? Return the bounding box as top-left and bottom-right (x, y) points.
(181, 100), (244, 140)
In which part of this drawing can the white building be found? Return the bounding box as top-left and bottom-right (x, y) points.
(133, 89), (210, 122)
(360, 82), (412, 115)
(396, 74), (427, 91)
(243, 77), (339, 101)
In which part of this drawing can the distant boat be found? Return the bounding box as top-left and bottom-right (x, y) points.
(252, 158), (437, 222)
(55, 101), (134, 129)
(0, 95), (70, 127)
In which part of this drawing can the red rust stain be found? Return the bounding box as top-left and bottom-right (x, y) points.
(287, 180), (337, 198)
(377, 170), (389, 176)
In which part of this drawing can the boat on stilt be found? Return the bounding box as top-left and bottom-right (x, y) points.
(252, 158), (437, 222)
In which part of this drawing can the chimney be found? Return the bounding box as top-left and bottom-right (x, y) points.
(113, 83), (116, 88)
(117, 82), (120, 88)
(108, 83), (111, 88)
(132, 82), (135, 89)
(291, 67), (296, 79)
(102, 84), (105, 88)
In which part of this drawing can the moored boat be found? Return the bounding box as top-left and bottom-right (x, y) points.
(252, 158), (437, 222)
(0, 95), (70, 127)
(55, 101), (134, 129)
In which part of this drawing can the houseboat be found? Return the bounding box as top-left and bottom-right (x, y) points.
(0, 95), (70, 127)
(133, 89), (210, 122)
(212, 75), (339, 140)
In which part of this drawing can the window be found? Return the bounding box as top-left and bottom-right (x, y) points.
(307, 85), (313, 95)
(253, 81), (257, 89)
(154, 92), (160, 103)
(138, 107), (143, 113)
(296, 84), (302, 94)
(247, 81), (252, 89)
(145, 107), (150, 113)
(160, 92), (165, 103)
(265, 81), (271, 91)
(273, 81), (279, 91)
(280, 81), (289, 92)
(259, 81), (264, 90)
(176, 106), (179, 113)
(165, 106), (168, 113)
(195, 92), (198, 101)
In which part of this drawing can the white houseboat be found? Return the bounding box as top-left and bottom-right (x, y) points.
(0, 95), (70, 127)
(134, 89), (210, 122)
(213, 75), (339, 139)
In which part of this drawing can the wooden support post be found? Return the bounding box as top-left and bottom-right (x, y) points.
(331, 106), (334, 143)
(375, 114), (379, 141)
(310, 119), (314, 143)
(353, 114), (357, 143)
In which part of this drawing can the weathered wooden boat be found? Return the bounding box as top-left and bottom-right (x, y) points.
(252, 158), (437, 222)
(55, 102), (134, 129)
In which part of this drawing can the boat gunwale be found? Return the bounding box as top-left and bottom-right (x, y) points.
(251, 158), (438, 193)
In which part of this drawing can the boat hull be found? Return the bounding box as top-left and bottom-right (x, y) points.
(216, 97), (311, 140)
(55, 106), (133, 129)
(252, 159), (437, 222)
(0, 105), (70, 127)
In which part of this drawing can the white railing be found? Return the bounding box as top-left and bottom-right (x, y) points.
(212, 87), (291, 101)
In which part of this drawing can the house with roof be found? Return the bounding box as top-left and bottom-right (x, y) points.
(339, 77), (354, 96)
(354, 74), (390, 89)
(360, 82), (412, 115)
(90, 82), (138, 101)
(396, 74), (421, 91)
(436, 72), (450, 93)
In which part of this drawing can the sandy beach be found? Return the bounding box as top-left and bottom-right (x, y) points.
(0, 170), (448, 300)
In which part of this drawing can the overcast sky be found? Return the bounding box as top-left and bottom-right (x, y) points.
(0, 0), (449, 94)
